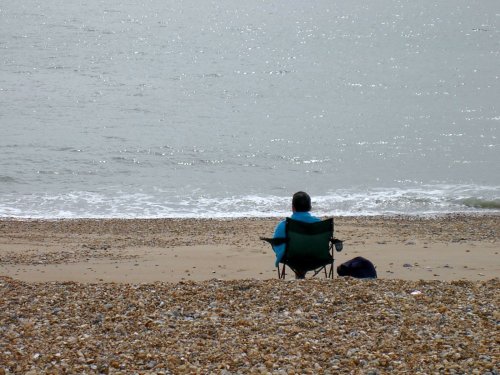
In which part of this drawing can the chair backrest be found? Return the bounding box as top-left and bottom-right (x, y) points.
(284, 218), (333, 270)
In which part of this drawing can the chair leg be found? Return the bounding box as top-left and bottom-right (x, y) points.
(278, 263), (286, 279)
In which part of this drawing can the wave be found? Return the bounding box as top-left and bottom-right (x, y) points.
(0, 175), (18, 183)
(0, 185), (498, 219)
(459, 198), (500, 210)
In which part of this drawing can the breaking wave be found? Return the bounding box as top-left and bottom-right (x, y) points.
(0, 185), (498, 218)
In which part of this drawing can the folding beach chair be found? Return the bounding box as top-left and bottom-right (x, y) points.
(261, 218), (343, 279)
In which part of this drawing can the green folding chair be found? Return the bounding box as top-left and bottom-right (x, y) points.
(262, 218), (343, 279)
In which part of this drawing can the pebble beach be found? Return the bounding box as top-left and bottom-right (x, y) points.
(1, 277), (498, 374)
(1, 215), (499, 374)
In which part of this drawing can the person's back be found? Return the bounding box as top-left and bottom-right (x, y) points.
(272, 191), (321, 278)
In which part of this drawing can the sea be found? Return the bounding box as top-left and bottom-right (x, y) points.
(1, 0), (499, 218)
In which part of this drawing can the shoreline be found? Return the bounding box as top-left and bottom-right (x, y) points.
(1, 214), (498, 283)
(1, 211), (499, 221)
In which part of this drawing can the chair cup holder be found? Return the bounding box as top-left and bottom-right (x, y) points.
(332, 239), (343, 252)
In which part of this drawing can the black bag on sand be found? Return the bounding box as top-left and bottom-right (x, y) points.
(337, 256), (377, 279)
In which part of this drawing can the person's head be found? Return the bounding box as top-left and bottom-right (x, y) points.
(292, 191), (312, 212)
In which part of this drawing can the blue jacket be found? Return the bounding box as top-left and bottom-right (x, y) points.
(272, 211), (321, 267)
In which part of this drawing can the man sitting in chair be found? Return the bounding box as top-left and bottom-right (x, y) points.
(272, 191), (321, 279)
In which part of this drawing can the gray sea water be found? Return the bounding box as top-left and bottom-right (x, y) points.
(1, 0), (499, 218)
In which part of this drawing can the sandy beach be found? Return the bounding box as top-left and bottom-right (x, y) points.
(0, 215), (498, 282)
(1, 215), (499, 374)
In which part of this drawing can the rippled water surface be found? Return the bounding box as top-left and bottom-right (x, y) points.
(1, 0), (499, 217)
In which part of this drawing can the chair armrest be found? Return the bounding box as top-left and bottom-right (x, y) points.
(260, 237), (287, 246)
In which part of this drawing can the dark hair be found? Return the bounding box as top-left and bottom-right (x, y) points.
(292, 191), (311, 212)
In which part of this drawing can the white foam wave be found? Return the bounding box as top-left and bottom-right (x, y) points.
(0, 185), (498, 219)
